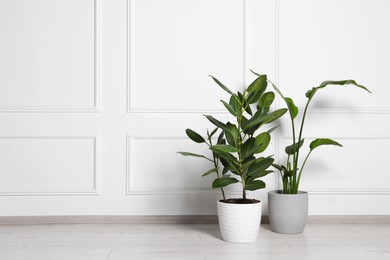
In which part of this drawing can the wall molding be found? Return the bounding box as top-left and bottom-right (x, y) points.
(126, 135), (217, 195)
(0, 135), (101, 196)
(126, 0), (246, 113)
(0, 0), (101, 113)
(275, 0), (390, 115)
(0, 215), (389, 225)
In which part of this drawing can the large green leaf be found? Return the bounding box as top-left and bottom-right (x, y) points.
(212, 177), (239, 188)
(257, 91), (275, 111)
(229, 94), (241, 112)
(255, 132), (271, 153)
(245, 180), (266, 191)
(241, 138), (257, 160)
(205, 115), (227, 131)
(310, 138), (342, 151)
(209, 75), (233, 95)
(285, 97), (298, 119)
(285, 139), (304, 155)
(263, 108), (288, 124)
(185, 129), (205, 143)
(225, 122), (239, 148)
(247, 74), (267, 93)
(246, 90), (264, 104)
(305, 79), (371, 99)
(212, 144), (239, 153)
(246, 157), (274, 177)
(247, 170), (273, 182)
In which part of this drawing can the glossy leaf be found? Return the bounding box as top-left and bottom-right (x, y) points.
(255, 132), (271, 153)
(246, 157), (274, 177)
(285, 97), (298, 119)
(248, 74), (267, 93)
(305, 80), (371, 99)
(212, 144), (239, 153)
(185, 129), (205, 143)
(257, 91), (275, 111)
(212, 177), (239, 188)
(246, 90), (264, 104)
(262, 108), (288, 124)
(245, 180), (266, 191)
(209, 128), (218, 138)
(225, 122), (239, 148)
(310, 138), (342, 151)
(247, 170), (273, 182)
(205, 115), (227, 131)
(209, 75), (233, 95)
(221, 100), (237, 116)
(285, 139), (305, 155)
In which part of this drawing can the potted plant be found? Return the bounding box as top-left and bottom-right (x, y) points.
(179, 74), (287, 243)
(258, 72), (371, 234)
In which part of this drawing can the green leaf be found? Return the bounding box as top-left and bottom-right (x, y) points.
(285, 97), (298, 119)
(257, 91), (275, 111)
(248, 74), (267, 93)
(267, 125), (279, 133)
(285, 139), (305, 155)
(201, 168), (217, 177)
(246, 157), (274, 177)
(212, 144), (239, 153)
(225, 122), (239, 147)
(209, 128), (218, 138)
(177, 152), (209, 160)
(212, 177), (239, 188)
(185, 129), (205, 143)
(209, 75), (233, 95)
(305, 79), (371, 99)
(262, 108), (288, 124)
(245, 180), (266, 191)
(241, 138), (257, 160)
(310, 138), (343, 151)
(247, 170), (273, 182)
(205, 115), (227, 131)
(229, 94), (241, 111)
(221, 100), (237, 116)
(246, 90), (265, 104)
(255, 132), (271, 153)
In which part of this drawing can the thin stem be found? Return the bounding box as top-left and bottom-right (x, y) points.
(293, 96), (314, 193)
(208, 134), (226, 200)
(296, 150), (312, 193)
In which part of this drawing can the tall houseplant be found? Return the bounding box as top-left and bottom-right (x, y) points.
(179, 74), (287, 242)
(260, 72), (371, 233)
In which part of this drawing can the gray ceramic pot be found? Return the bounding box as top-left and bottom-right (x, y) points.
(268, 190), (308, 234)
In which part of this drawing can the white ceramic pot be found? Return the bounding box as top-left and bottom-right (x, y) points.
(268, 190), (308, 234)
(217, 200), (262, 243)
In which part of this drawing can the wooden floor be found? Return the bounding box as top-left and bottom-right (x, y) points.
(1, 223), (390, 259)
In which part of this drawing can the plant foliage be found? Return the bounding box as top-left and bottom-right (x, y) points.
(263, 73), (371, 194)
(179, 74), (287, 201)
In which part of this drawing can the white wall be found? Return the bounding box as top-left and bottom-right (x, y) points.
(0, 0), (389, 216)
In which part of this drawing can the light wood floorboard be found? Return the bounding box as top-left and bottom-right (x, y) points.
(0, 223), (389, 259)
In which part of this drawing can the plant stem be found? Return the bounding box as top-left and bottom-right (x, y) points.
(208, 135), (226, 200)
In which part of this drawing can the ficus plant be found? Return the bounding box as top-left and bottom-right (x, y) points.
(254, 71), (371, 194)
(178, 74), (287, 202)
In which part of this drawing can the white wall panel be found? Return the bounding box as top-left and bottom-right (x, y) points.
(127, 0), (244, 112)
(0, 0), (98, 111)
(0, 137), (99, 195)
(127, 136), (214, 194)
(278, 0), (389, 112)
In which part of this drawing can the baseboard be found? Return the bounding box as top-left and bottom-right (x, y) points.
(0, 215), (389, 225)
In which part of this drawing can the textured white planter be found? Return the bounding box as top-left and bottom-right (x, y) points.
(268, 190), (308, 234)
(217, 200), (262, 243)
